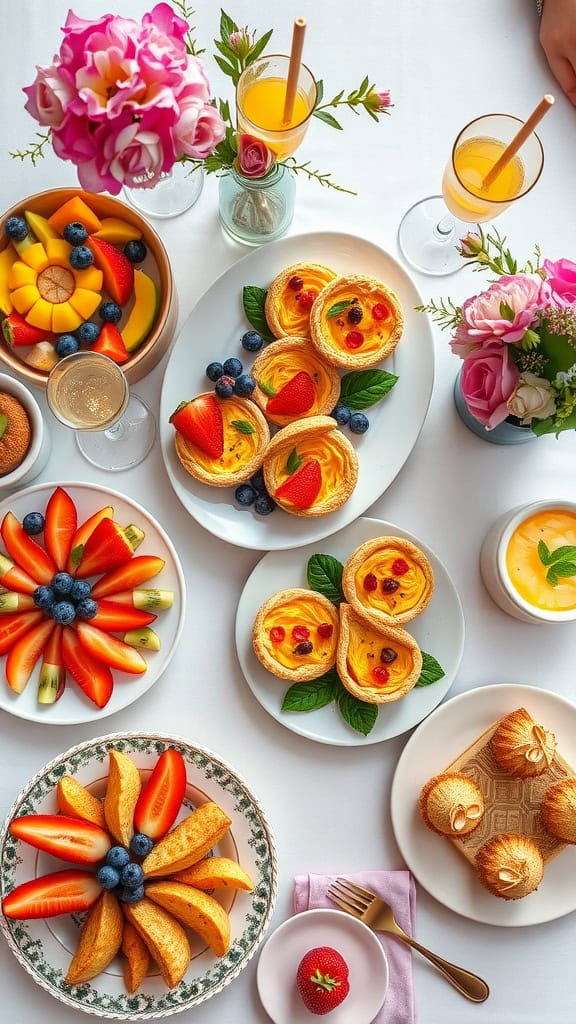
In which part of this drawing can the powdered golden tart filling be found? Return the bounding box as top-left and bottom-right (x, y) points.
(258, 349), (334, 411)
(186, 396), (262, 475)
(318, 282), (398, 356)
(505, 509), (576, 611)
(355, 549), (428, 617)
(270, 436), (349, 507)
(273, 267), (337, 336)
(346, 619), (416, 693)
(263, 597), (337, 670)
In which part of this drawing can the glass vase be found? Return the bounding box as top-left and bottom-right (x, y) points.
(123, 161), (204, 219)
(453, 369), (537, 445)
(218, 163), (296, 246)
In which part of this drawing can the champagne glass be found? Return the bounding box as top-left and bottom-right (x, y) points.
(46, 351), (155, 471)
(236, 54), (318, 160)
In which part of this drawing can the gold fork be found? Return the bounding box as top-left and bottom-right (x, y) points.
(327, 878), (489, 1003)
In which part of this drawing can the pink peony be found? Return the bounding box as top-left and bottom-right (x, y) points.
(236, 134), (273, 178)
(543, 258), (576, 305)
(456, 274), (551, 346)
(23, 64), (75, 128)
(460, 344), (520, 429)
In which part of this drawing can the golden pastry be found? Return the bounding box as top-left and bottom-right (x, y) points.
(252, 588), (339, 682)
(336, 603), (422, 704)
(342, 536), (434, 627)
(475, 834), (544, 900)
(263, 415), (358, 517)
(171, 391), (270, 487)
(265, 262), (337, 338)
(491, 707), (557, 779)
(541, 778), (576, 844)
(251, 336), (340, 427)
(419, 773), (485, 837)
(309, 274), (404, 369)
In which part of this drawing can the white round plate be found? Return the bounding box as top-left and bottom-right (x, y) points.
(391, 683), (576, 926)
(159, 231), (434, 551)
(0, 481), (185, 725)
(256, 908), (388, 1024)
(0, 732), (277, 1019)
(235, 517), (464, 745)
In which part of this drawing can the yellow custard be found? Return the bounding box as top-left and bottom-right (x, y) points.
(271, 435), (348, 508)
(318, 282), (398, 357)
(355, 549), (428, 617)
(187, 396), (262, 476)
(346, 618), (415, 692)
(506, 509), (576, 611)
(274, 267), (336, 335)
(263, 597), (337, 669)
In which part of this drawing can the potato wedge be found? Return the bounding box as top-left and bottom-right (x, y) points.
(65, 891), (123, 985)
(142, 802), (232, 878)
(146, 881), (231, 957)
(57, 775), (106, 829)
(123, 898), (190, 989)
(104, 749), (141, 847)
(122, 921), (150, 994)
(173, 857), (254, 892)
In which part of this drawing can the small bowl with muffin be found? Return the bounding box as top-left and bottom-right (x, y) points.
(0, 373), (51, 491)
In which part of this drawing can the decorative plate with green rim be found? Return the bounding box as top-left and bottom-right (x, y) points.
(0, 733), (277, 1019)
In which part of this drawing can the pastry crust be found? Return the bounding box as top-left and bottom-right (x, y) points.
(263, 415), (358, 517)
(174, 392), (270, 487)
(265, 262), (337, 338)
(336, 603), (422, 704)
(491, 707), (557, 779)
(342, 535), (434, 627)
(251, 336), (341, 427)
(252, 587), (339, 681)
(541, 778), (576, 844)
(309, 274), (404, 369)
(0, 392), (31, 475)
(475, 833), (544, 900)
(419, 772), (485, 837)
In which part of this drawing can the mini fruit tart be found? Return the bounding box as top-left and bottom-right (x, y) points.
(309, 273), (404, 369)
(342, 535), (434, 627)
(251, 336), (340, 427)
(264, 263), (337, 338)
(170, 391), (270, 487)
(252, 587), (339, 681)
(262, 415), (358, 517)
(336, 603), (422, 704)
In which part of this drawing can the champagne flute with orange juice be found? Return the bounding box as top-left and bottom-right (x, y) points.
(236, 54), (318, 159)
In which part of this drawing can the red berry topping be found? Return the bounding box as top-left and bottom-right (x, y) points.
(372, 303), (389, 321)
(382, 578), (400, 594)
(270, 626), (286, 644)
(289, 275), (304, 291)
(392, 558), (409, 576)
(372, 666), (390, 684)
(363, 573), (378, 592)
(297, 289), (317, 310)
(292, 625), (310, 642)
(317, 622), (334, 639)
(345, 330), (364, 349)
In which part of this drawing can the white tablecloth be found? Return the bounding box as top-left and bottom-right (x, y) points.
(1, 1), (575, 1021)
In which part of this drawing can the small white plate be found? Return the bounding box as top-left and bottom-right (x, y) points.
(235, 516), (464, 745)
(257, 908), (388, 1024)
(391, 683), (576, 926)
(159, 231), (434, 551)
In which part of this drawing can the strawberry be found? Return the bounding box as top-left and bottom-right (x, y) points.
(9, 815), (111, 864)
(1, 310), (56, 347)
(38, 624), (65, 705)
(2, 869), (102, 919)
(91, 555), (165, 599)
(275, 459), (322, 510)
(92, 322), (129, 364)
(0, 555), (38, 595)
(1, 511), (58, 585)
(266, 371), (315, 416)
(67, 505), (114, 574)
(76, 622), (147, 674)
(5, 617), (55, 694)
(90, 600), (156, 633)
(75, 518), (135, 579)
(170, 395), (224, 459)
(0, 611), (44, 656)
(133, 749), (187, 840)
(296, 946), (350, 1015)
(62, 626), (113, 708)
(86, 236), (134, 306)
(44, 486), (77, 571)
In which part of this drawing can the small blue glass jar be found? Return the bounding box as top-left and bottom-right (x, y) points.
(218, 163), (296, 246)
(453, 369), (537, 445)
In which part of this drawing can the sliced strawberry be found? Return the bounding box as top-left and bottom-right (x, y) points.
(6, 617), (55, 694)
(75, 518), (135, 579)
(44, 486), (77, 571)
(2, 869), (102, 919)
(38, 624), (65, 705)
(86, 236), (134, 305)
(2, 310), (56, 347)
(0, 555), (39, 595)
(133, 749), (187, 840)
(76, 622), (147, 674)
(266, 371), (316, 416)
(0, 611), (44, 656)
(67, 505), (114, 574)
(9, 815), (111, 863)
(90, 600), (156, 632)
(1, 512), (58, 585)
(275, 459), (323, 510)
(91, 555), (165, 599)
(92, 322), (129, 364)
(62, 626), (113, 708)
(170, 395), (224, 459)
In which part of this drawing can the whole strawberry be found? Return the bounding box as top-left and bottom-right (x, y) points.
(296, 945), (350, 1015)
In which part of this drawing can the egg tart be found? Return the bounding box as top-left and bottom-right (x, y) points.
(491, 707), (557, 779)
(265, 263), (337, 338)
(263, 415), (358, 517)
(475, 833), (544, 900)
(251, 337), (341, 427)
(419, 773), (485, 837)
(0, 392), (31, 474)
(171, 391), (270, 487)
(252, 587), (339, 682)
(336, 603), (422, 704)
(541, 779), (576, 844)
(309, 274), (404, 369)
(342, 536), (434, 628)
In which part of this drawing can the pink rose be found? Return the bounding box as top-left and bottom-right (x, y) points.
(23, 64), (74, 127)
(457, 274), (551, 346)
(237, 134), (273, 178)
(460, 344), (520, 429)
(543, 258), (576, 305)
(174, 95), (225, 159)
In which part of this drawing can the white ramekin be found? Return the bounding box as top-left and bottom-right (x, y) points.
(0, 374), (51, 492)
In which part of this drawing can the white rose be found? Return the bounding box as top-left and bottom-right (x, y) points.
(507, 372), (557, 424)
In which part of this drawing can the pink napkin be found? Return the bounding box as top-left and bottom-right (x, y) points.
(293, 871), (416, 1024)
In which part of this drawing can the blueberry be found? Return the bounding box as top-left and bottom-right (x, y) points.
(99, 301), (122, 323)
(120, 862), (144, 889)
(254, 493), (277, 516)
(235, 484), (256, 507)
(222, 357), (243, 378)
(349, 412), (370, 434)
(52, 600), (76, 625)
(23, 512), (45, 535)
(53, 572), (74, 595)
(331, 404), (351, 426)
(130, 833), (154, 858)
(69, 245), (94, 269)
(107, 846), (131, 870)
(76, 597), (98, 620)
(5, 216), (28, 241)
(206, 361), (224, 382)
(234, 373), (255, 397)
(250, 469), (266, 493)
(215, 376), (235, 399)
(33, 585), (55, 611)
(63, 222), (88, 246)
(97, 865), (120, 890)
(69, 579), (92, 602)
(124, 239), (147, 263)
(76, 321), (100, 344)
(56, 334), (79, 357)
(119, 884), (145, 904)
(241, 330), (264, 353)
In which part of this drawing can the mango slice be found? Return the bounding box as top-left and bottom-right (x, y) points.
(104, 749), (142, 848)
(146, 881), (231, 957)
(142, 802), (232, 877)
(123, 898), (190, 989)
(65, 890), (123, 985)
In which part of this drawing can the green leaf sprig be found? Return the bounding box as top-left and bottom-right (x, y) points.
(231, 419), (254, 435)
(286, 448), (303, 475)
(242, 286), (274, 339)
(416, 652), (445, 687)
(339, 370), (399, 410)
(313, 76), (393, 128)
(306, 553), (344, 605)
(537, 540), (576, 586)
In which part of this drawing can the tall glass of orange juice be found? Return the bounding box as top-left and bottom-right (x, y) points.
(236, 55), (317, 159)
(398, 113), (544, 276)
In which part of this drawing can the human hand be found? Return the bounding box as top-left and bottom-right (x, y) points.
(540, 0), (576, 105)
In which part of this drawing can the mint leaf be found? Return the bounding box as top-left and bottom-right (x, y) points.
(544, 545), (576, 565)
(337, 689), (378, 735)
(231, 419), (254, 435)
(286, 447), (303, 475)
(546, 561), (576, 586)
(416, 651), (445, 687)
(69, 543), (84, 567)
(340, 369), (399, 410)
(327, 299), (352, 319)
(0, 414), (7, 442)
(243, 285), (273, 339)
(307, 553), (344, 605)
(547, 569), (559, 587)
(257, 379), (276, 398)
(538, 540), (552, 566)
(282, 670), (340, 712)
